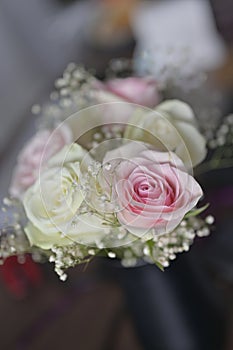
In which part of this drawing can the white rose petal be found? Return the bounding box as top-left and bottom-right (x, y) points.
(24, 213), (112, 249)
(124, 99), (207, 168)
(156, 100), (195, 124)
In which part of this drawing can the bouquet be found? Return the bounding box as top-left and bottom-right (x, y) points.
(2, 58), (231, 281)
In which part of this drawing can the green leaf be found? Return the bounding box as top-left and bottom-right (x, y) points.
(185, 203), (209, 218)
(154, 260), (165, 272)
(146, 240), (164, 271)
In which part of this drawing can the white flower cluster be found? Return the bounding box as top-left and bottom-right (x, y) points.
(48, 215), (213, 281)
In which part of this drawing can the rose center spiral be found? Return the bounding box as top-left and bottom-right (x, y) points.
(134, 177), (160, 199)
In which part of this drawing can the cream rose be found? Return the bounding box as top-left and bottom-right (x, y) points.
(24, 214), (115, 250)
(124, 100), (207, 167)
(23, 144), (114, 249)
(23, 144), (85, 246)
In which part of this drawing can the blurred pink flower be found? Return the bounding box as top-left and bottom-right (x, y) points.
(90, 77), (160, 126)
(104, 77), (160, 108)
(9, 125), (72, 199)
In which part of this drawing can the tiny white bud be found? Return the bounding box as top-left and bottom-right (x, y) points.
(60, 274), (68, 282)
(205, 215), (214, 225)
(104, 163), (112, 171)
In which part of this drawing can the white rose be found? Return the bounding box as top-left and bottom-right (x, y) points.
(124, 100), (207, 167)
(23, 144), (86, 246)
(23, 143), (115, 249)
(24, 213), (114, 250)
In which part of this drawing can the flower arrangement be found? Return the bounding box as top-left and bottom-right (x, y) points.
(2, 58), (229, 281)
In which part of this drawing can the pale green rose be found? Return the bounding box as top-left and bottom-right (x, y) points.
(124, 100), (207, 167)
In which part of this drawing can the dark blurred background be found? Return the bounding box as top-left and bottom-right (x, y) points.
(0, 1), (232, 349)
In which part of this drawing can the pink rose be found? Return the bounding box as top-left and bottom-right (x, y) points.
(92, 77), (160, 107)
(89, 77), (160, 126)
(9, 125), (72, 199)
(103, 143), (203, 236)
(105, 77), (160, 108)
